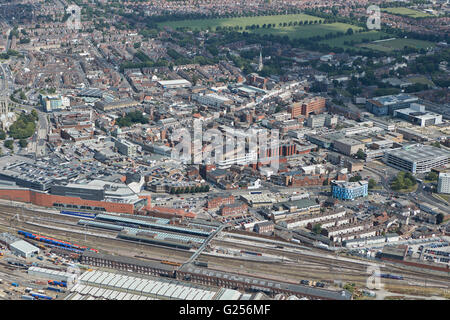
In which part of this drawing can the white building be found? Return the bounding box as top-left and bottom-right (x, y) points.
(437, 172), (450, 194)
(10, 240), (39, 258)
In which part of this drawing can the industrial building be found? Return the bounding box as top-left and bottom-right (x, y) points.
(331, 180), (368, 200)
(0, 233), (40, 258)
(66, 269), (243, 300)
(437, 172), (450, 194)
(176, 265), (352, 300)
(28, 266), (78, 287)
(384, 145), (450, 173)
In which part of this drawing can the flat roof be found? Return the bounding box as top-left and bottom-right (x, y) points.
(10, 240), (39, 254)
(387, 145), (450, 162)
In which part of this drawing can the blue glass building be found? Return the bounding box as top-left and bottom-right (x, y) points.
(331, 180), (368, 200)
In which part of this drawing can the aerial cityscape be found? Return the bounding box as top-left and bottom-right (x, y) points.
(0, 0), (449, 306)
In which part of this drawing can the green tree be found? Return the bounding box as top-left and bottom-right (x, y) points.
(19, 139), (28, 148)
(436, 213), (444, 225)
(355, 149), (365, 160)
(312, 224), (322, 235)
(425, 172), (438, 181)
(4, 140), (13, 150)
(368, 179), (376, 189)
(0, 130), (6, 140)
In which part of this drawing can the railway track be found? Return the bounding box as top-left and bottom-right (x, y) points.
(212, 239), (450, 288)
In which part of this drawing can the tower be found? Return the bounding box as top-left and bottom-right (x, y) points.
(258, 50), (263, 72)
(0, 95), (8, 116)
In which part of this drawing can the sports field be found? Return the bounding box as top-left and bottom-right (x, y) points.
(319, 31), (389, 49)
(158, 13), (323, 30)
(249, 22), (362, 39)
(381, 7), (433, 18)
(359, 38), (435, 52)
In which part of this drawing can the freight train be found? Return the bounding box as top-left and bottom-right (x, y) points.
(17, 230), (99, 253)
(48, 280), (67, 287)
(240, 250), (262, 256)
(160, 260), (182, 267)
(29, 292), (53, 300)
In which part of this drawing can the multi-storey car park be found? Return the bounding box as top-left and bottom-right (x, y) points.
(384, 145), (450, 174)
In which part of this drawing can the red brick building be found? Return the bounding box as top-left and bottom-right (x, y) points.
(207, 194), (235, 209)
(220, 202), (248, 216)
(300, 97), (326, 118)
(0, 188), (151, 214)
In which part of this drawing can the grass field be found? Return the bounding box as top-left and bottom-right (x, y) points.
(405, 76), (435, 86)
(381, 7), (433, 18)
(157, 13), (323, 30)
(250, 22), (362, 39)
(319, 30), (389, 49)
(359, 38), (435, 52)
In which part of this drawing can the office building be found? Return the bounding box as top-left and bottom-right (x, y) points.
(366, 93), (418, 116)
(437, 172), (450, 194)
(115, 139), (137, 157)
(393, 103), (443, 127)
(331, 180), (368, 200)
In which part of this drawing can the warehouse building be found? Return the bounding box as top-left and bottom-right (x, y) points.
(0, 233), (40, 258)
(9, 240), (40, 258)
(384, 145), (450, 173)
(28, 266), (78, 287)
(66, 269), (243, 300)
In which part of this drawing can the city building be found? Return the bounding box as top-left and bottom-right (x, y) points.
(393, 103), (443, 127)
(254, 221), (275, 234)
(40, 94), (69, 112)
(115, 139), (137, 157)
(219, 202), (248, 216)
(331, 180), (368, 200)
(366, 93), (419, 116)
(333, 138), (365, 156)
(437, 172), (450, 194)
(384, 145), (450, 173)
(157, 79), (192, 89)
(193, 93), (232, 108)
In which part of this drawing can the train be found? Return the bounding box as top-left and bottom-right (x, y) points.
(30, 292), (53, 300)
(47, 286), (64, 293)
(17, 230), (99, 253)
(240, 250), (262, 256)
(48, 280), (67, 287)
(300, 279), (325, 288)
(60, 210), (97, 219)
(193, 261), (208, 268)
(376, 273), (403, 280)
(160, 260), (182, 267)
